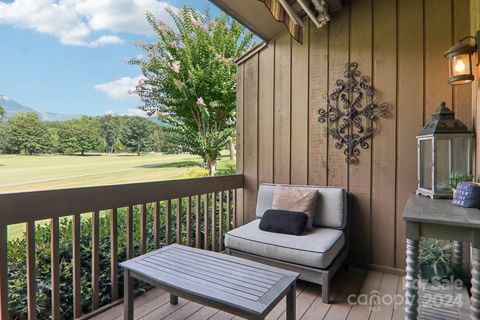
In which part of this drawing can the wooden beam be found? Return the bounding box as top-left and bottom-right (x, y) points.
(0, 175), (244, 227)
(277, 0), (304, 28)
(296, 0), (323, 28)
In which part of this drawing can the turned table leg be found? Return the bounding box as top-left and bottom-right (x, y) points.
(471, 246), (480, 320)
(453, 241), (463, 279)
(405, 238), (419, 320)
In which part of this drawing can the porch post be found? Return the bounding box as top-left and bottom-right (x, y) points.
(471, 231), (480, 320)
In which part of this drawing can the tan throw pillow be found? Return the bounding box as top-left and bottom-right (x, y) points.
(272, 186), (318, 229)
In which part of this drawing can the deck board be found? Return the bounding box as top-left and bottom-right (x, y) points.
(91, 270), (408, 320)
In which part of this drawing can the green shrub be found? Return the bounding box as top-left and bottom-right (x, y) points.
(181, 167), (210, 179)
(419, 238), (453, 281)
(450, 171), (474, 189)
(7, 196), (234, 319)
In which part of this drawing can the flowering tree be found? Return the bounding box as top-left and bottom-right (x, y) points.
(130, 6), (253, 175)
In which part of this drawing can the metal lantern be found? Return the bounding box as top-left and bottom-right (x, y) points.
(417, 102), (473, 199)
(444, 31), (479, 85)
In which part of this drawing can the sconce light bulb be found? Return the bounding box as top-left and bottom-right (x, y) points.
(455, 59), (466, 72)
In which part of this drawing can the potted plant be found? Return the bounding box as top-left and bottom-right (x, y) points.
(419, 238), (453, 282)
(450, 171), (474, 193)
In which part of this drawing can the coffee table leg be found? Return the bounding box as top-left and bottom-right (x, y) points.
(170, 294), (178, 305)
(124, 269), (133, 320)
(286, 282), (296, 320)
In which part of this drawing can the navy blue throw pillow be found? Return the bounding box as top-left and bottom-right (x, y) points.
(452, 182), (480, 208)
(259, 209), (308, 235)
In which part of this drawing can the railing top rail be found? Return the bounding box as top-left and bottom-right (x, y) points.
(0, 174), (244, 226)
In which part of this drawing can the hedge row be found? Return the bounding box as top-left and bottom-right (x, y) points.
(8, 196), (231, 319)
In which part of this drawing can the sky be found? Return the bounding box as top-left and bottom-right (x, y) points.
(0, 0), (225, 116)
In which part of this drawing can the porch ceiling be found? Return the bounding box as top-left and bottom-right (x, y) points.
(209, 0), (343, 42)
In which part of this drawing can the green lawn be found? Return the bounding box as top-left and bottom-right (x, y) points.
(0, 152), (235, 239)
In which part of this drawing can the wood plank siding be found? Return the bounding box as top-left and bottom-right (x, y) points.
(236, 0), (473, 270)
(473, 1), (480, 174)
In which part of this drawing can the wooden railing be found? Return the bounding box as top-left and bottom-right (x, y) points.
(0, 174), (244, 320)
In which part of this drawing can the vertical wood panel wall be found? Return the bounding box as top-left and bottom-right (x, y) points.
(236, 0), (472, 270)
(473, 0), (480, 174)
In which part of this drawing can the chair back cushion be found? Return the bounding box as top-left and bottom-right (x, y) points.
(256, 184), (347, 229)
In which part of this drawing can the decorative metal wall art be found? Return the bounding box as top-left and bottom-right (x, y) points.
(318, 62), (389, 164)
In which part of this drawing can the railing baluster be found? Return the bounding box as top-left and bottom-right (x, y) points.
(110, 209), (118, 301)
(0, 175), (244, 319)
(166, 200), (171, 245)
(0, 225), (7, 320)
(154, 202), (160, 250)
(211, 192), (217, 252)
(73, 214), (81, 318)
(176, 198), (182, 244)
(26, 222), (36, 320)
(140, 204), (147, 254)
(126, 206), (133, 260)
(195, 195), (200, 248)
(92, 211), (100, 310)
(234, 189), (237, 229)
(50, 218), (60, 320)
(186, 197), (192, 247)
(219, 191), (224, 252)
(204, 194), (209, 250)
(227, 190), (231, 231)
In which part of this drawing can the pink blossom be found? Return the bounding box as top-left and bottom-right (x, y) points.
(157, 20), (168, 32)
(171, 40), (185, 49)
(164, 51), (173, 61)
(196, 97), (205, 106)
(191, 17), (203, 28)
(134, 79), (145, 91)
(171, 62), (180, 73)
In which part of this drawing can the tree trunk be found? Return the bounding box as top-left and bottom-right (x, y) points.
(227, 136), (236, 160)
(207, 158), (217, 176)
(137, 146), (141, 156)
(81, 150), (85, 156)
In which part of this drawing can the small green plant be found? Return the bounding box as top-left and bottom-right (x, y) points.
(450, 171), (474, 189)
(181, 167), (210, 179)
(419, 238), (453, 281)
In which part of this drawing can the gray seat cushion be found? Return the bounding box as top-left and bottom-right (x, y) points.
(225, 220), (345, 269)
(255, 184), (347, 229)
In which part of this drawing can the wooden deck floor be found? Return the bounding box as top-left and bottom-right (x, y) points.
(92, 269), (407, 320)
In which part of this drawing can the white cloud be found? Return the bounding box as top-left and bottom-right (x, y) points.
(0, 0), (176, 47)
(75, 0), (175, 36)
(104, 108), (149, 117)
(88, 35), (124, 47)
(94, 76), (143, 100)
(126, 108), (149, 117)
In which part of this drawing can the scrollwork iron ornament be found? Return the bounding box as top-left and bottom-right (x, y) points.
(318, 62), (389, 164)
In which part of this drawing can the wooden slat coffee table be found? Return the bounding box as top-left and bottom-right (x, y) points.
(121, 244), (299, 320)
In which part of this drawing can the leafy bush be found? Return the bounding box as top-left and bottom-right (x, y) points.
(8, 208), (148, 319)
(450, 171), (474, 189)
(7, 197), (233, 319)
(181, 167), (210, 179)
(419, 238), (453, 281)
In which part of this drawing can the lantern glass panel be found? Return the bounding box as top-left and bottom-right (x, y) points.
(420, 139), (432, 190)
(434, 138), (451, 193)
(450, 54), (472, 76)
(451, 137), (470, 174)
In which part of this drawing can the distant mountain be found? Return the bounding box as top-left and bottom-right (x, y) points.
(0, 95), (81, 121)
